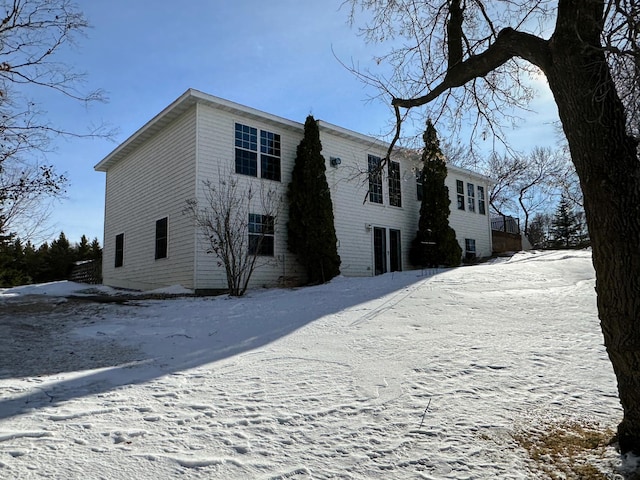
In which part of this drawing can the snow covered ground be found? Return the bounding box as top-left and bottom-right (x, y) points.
(0, 250), (632, 478)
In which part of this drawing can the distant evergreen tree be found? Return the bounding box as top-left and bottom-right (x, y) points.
(0, 236), (29, 286)
(527, 213), (551, 249)
(287, 115), (341, 284)
(75, 234), (91, 261)
(89, 237), (102, 261)
(47, 232), (74, 280)
(409, 120), (462, 267)
(549, 197), (582, 248)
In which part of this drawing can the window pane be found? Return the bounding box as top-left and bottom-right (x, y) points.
(478, 186), (486, 215)
(235, 124), (258, 176)
(155, 217), (168, 260)
(260, 130), (281, 181)
(235, 148), (257, 176)
(115, 233), (124, 268)
(248, 213), (274, 256)
(456, 180), (465, 210)
(260, 130), (280, 156)
(368, 155), (383, 204)
(235, 123), (257, 150)
(388, 161), (402, 207)
(467, 182), (475, 212)
(416, 170), (424, 201)
(261, 154), (281, 181)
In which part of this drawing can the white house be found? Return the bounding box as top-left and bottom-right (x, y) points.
(94, 89), (492, 293)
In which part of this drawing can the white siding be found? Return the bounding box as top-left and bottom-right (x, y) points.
(193, 103), (305, 290)
(446, 170), (493, 258)
(102, 109), (197, 290)
(99, 90), (493, 292)
(319, 129), (420, 276)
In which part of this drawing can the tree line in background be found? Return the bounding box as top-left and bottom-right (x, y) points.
(0, 232), (101, 287)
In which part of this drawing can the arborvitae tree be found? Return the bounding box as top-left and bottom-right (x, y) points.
(287, 115), (341, 284)
(409, 120), (462, 267)
(549, 197), (581, 249)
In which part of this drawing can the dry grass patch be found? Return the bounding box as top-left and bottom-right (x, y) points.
(513, 420), (617, 479)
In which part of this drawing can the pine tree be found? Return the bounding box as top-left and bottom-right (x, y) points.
(287, 115), (341, 284)
(75, 234), (91, 261)
(549, 197), (581, 249)
(409, 120), (462, 267)
(48, 232), (74, 280)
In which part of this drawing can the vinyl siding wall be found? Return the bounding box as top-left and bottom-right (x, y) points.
(193, 103), (305, 290)
(446, 169), (493, 258)
(319, 128), (420, 277)
(102, 109), (197, 290)
(100, 94), (492, 292)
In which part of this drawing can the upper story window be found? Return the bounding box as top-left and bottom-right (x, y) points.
(155, 217), (168, 260)
(260, 130), (281, 181)
(115, 233), (124, 268)
(235, 123), (281, 181)
(478, 185), (486, 215)
(416, 170), (424, 201)
(368, 155), (383, 204)
(467, 182), (476, 212)
(456, 180), (465, 210)
(388, 161), (402, 207)
(248, 213), (275, 256)
(235, 123), (258, 177)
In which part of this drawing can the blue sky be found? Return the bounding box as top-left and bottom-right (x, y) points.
(38, 1), (559, 244)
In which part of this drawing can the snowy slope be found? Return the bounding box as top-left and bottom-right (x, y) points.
(0, 250), (627, 478)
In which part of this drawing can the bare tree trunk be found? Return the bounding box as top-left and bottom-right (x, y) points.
(545, 2), (640, 453)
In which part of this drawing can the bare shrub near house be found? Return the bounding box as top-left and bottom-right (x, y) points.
(184, 174), (281, 296)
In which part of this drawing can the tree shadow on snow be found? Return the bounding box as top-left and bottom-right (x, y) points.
(0, 268), (446, 420)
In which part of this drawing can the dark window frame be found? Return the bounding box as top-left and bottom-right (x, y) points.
(155, 217), (168, 260)
(465, 238), (477, 260)
(235, 123), (281, 181)
(416, 170), (424, 201)
(467, 182), (476, 212)
(388, 160), (402, 207)
(248, 213), (275, 256)
(478, 185), (486, 215)
(368, 155), (383, 204)
(115, 233), (124, 268)
(235, 123), (258, 177)
(456, 180), (465, 210)
(260, 130), (281, 181)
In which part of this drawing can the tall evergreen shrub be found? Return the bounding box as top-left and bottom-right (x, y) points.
(287, 115), (341, 284)
(409, 120), (462, 267)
